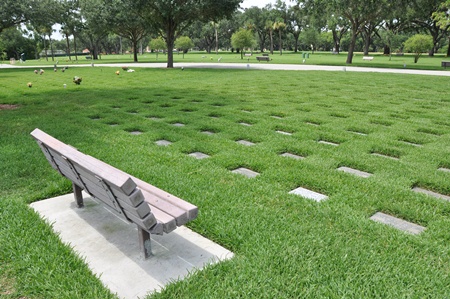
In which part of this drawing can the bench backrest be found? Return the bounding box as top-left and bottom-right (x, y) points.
(31, 129), (158, 231)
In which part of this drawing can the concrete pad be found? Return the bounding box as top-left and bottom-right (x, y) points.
(156, 140), (172, 146)
(289, 187), (328, 202)
(280, 153), (304, 160)
(412, 187), (450, 202)
(188, 152), (210, 159)
(370, 212), (426, 235)
(337, 167), (372, 178)
(231, 167), (259, 178)
(30, 194), (233, 299)
(236, 140), (255, 146)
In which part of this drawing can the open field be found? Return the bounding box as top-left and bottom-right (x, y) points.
(3, 51), (450, 71)
(1, 66), (449, 298)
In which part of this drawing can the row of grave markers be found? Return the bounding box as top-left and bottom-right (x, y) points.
(151, 135), (450, 236)
(100, 113), (449, 236)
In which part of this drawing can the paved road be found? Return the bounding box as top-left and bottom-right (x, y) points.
(2, 61), (450, 77)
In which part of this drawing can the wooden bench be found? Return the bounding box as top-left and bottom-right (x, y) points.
(441, 61), (450, 69)
(256, 56), (270, 62)
(30, 129), (198, 259)
(85, 56), (92, 60)
(362, 56), (374, 61)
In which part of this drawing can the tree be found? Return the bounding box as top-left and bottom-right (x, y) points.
(136, 0), (241, 68)
(231, 28), (256, 59)
(404, 34), (434, 62)
(175, 36), (194, 58)
(0, 0), (59, 34)
(243, 6), (271, 52)
(273, 21), (286, 55)
(432, 0), (450, 56)
(79, 0), (111, 60)
(306, 0), (391, 64)
(108, 0), (149, 62)
(149, 37), (166, 59)
(408, 0), (450, 56)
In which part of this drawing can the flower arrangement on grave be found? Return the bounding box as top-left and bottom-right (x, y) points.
(27, 82), (32, 88)
(121, 66), (128, 70)
(39, 69), (44, 75)
(73, 76), (82, 85)
(115, 71), (120, 75)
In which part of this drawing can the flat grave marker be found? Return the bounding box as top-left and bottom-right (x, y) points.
(438, 167), (450, 173)
(280, 153), (304, 160)
(337, 167), (372, 178)
(289, 187), (328, 202)
(276, 131), (292, 136)
(202, 131), (215, 135)
(240, 122), (252, 127)
(231, 167), (260, 178)
(173, 123), (185, 127)
(319, 140), (339, 146)
(189, 152), (210, 159)
(371, 153), (400, 160)
(412, 187), (450, 202)
(130, 131), (142, 135)
(156, 140), (172, 146)
(237, 140), (256, 146)
(370, 212), (426, 235)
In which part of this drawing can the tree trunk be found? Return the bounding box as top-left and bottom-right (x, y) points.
(447, 36), (450, 57)
(132, 38), (138, 62)
(279, 30), (283, 55)
(293, 33), (300, 53)
(65, 33), (71, 61)
(269, 30), (273, 55)
(215, 25), (218, 55)
(49, 35), (55, 61)
(346, 28), (357, 64)
(363, 34), (370, 56)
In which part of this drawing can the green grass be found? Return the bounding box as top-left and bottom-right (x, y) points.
(4, 50), (450, 71)
(1, 67), (450, 298)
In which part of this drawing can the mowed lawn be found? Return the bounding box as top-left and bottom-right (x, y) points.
(1, 66), (449, 298)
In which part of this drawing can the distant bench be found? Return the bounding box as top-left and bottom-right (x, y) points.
(85, 56), (92, 60)
(256, 56), (270, 62)
(31, 129), (198, 259)
(442, 61), (450, 69)
(363, 56), (374, 61)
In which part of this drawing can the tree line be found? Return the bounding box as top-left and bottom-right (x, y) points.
(1, 0), (449, 67)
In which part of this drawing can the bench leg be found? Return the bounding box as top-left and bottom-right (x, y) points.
(73, 183), (84, 208)
(138, 227), (152, 259)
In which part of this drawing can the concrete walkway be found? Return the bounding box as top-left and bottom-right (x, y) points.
(2, 61), (450, 76)
(30, 193), (233, 299)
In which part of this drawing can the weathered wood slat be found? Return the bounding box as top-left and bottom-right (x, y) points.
(31, 128), (198, 238)
(42, 148), (146, 208)
(149, 206), (177, 233)
(140, 189), (188, 226)
(133, 177), (198, 221)
(31, 129), (137, 195)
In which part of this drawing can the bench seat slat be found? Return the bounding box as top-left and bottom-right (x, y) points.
(149, 207), (177, 234)
(133, 177), (198, 221)
(140, 189), (188, 226)
(31, 129), (137, 196)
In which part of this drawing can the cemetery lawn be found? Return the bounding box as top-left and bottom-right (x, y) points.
(9, 50), (450, 71)
(1, 67), (449, 298)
